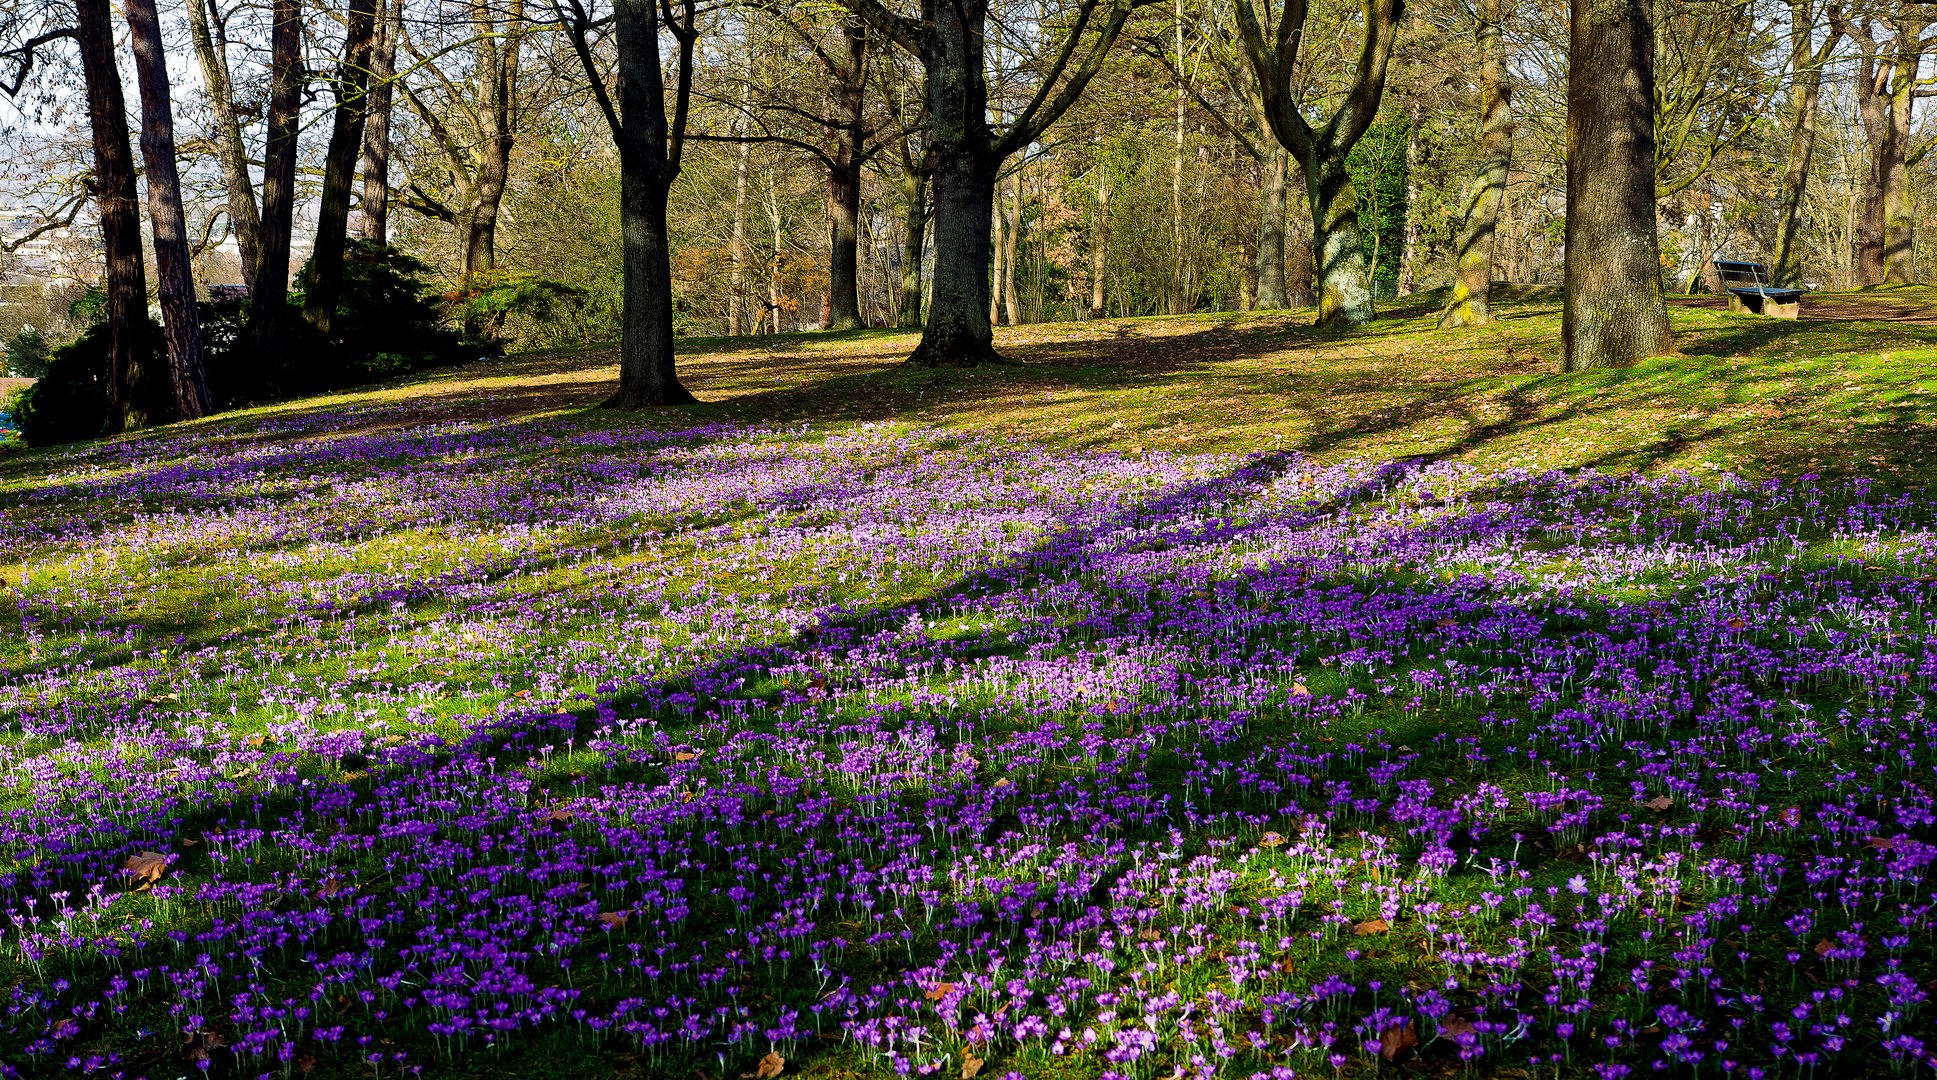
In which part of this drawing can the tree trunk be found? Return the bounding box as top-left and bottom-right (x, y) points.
(1440, 0), (1513, 327)
(76, 0), (150, 432)
(896, 167), (927, 327)
(1881, 15), (1924, 284)
(728, 80), (753, 335)
(359, 0), (401, 243)
(916, 142), (1000, 365)
(1090, 163), (1109, 319)
(609, 0), (695, 404)
(1397, 101), (1422, 296)
(826, 22), (868, 331)
(125, 0), (212, 420)
(827, 164), (864, 330)
(1561, 0), (1670, 370)
(988, 169), (1006, 324)
(1169, 0), (1188, 316)
(1772, 0), (1834, 288)
(1306, 151), (1376, 327)
(184, 0), (262, 288)
(1254, 142), (1289, 309)
(250, 0), (304, 374)
(463, 0), (523, 283)
(304, 0), (379, 337)
(909, 0), (1001, 365)
(768, 186), (784, 333)
(1001, 172), (1022, 325)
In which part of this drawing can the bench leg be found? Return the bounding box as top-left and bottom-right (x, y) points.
(1766, 298), (1799, 319)
(1728, 292), (1762, 316)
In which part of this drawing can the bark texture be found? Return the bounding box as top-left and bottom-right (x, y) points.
(895, 161), (928, 327)
(1850, 9), (1925, 286)
(249, 0), (304, 376)
(1439, 0), (1513, 327)
(826, 23), (868, 330)
(185, 0), (262, 288)
(359, 0), (402, 244)
(125, 0), (212, 419)
(1254, 143), (1290, 309)
(305, 0), (380, 337)
(76, 0), (149, 431)
(1561, 0), (1671, 371)
(1090, 164), (1110, 318)
(1234, 0), (1404, 328)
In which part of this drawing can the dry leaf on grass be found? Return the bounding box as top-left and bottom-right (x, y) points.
(1380, 1019), (1420, 1062)
(924, 982), (957, 1002)
(674, 751), (700, 762)
(123, 851), (169, 886)
(1290, 682), (1312, 698)
(184, 1029), (227, 1063)
(961, 1055), (984, 1079)
(1644, 795), (1674, 812)
(741, 1051), (784, 1079)
(1439, 1016), (1477, 1041)
(1258, 831), (1285, 848)
(598, 911), (629, 929)
(1352, 918), (1389, 936)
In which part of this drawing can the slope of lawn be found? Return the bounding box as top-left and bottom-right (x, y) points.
(5, 286), (1937, 1078)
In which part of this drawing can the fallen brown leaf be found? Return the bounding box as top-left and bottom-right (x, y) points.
(1258, 831), (1286, 848)
(598, 911), (629, 930)
(184, 1029), (226, 1063)
(748, 1051), (785, 1079)
(1644, 795), (1674, 812)
(924, 982), (957, 1001)
(1380, 1019), (1420, 1062)
(1814, 938), (1834, 957)
(1353, 918), (1390, 936)
(961, 1055), (984, 1079)
(674, 751), (700, 762)
(123, 851), (169, 886)
(1290, 682), (1312, 698)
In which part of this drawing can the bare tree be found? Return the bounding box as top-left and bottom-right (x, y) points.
(305, 0), (380, 335)
(558, 0), (699, 404)
(837, 0), (1147, 364)
(1234, 0), (1406, 327)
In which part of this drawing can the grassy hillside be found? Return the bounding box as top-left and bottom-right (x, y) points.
(4, 288), (1937, 1079)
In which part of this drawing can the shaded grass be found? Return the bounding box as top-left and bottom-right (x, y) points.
(13, 283), (1925, 492)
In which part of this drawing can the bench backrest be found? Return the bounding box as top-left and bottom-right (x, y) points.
(1713, 259), (1771, 289)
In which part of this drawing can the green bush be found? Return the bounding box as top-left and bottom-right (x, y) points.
(296, 240), (476, 387)
(4, 325), (50, 379)
(9, 319), (167, 446)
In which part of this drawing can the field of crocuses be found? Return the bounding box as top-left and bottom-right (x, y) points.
(7, 395), (1937, 1078)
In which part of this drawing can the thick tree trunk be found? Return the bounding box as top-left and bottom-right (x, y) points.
(359, 0), (401, 243)
(304, 0), (379, 337)
(1440, 0), (1513, 326)
(1090, 164), (1109, 319)
(1561, 0), (1670, 370)
(916, 144), (1000, 365)
(827, 23), (868, 331)
(909, 0), (1003, 365)
(185, 0), (262, 289)
(76, 0), (149, 432)
(827, 164), (864, 330)
(1306, 152), (1376, 327)
(607, 0), (694, 404)
(125, 0), (212, 420)
(463, 0), (523, 283)
(1254, 142), (1290, 309)
(897, 168), (927, 327)
(250, 0), (303, 373)
(1773, 0), (1834, 288)
(1881, 23), (1921, 284)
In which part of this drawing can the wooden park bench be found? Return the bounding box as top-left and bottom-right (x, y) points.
(1712, 259), (1806, 320)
